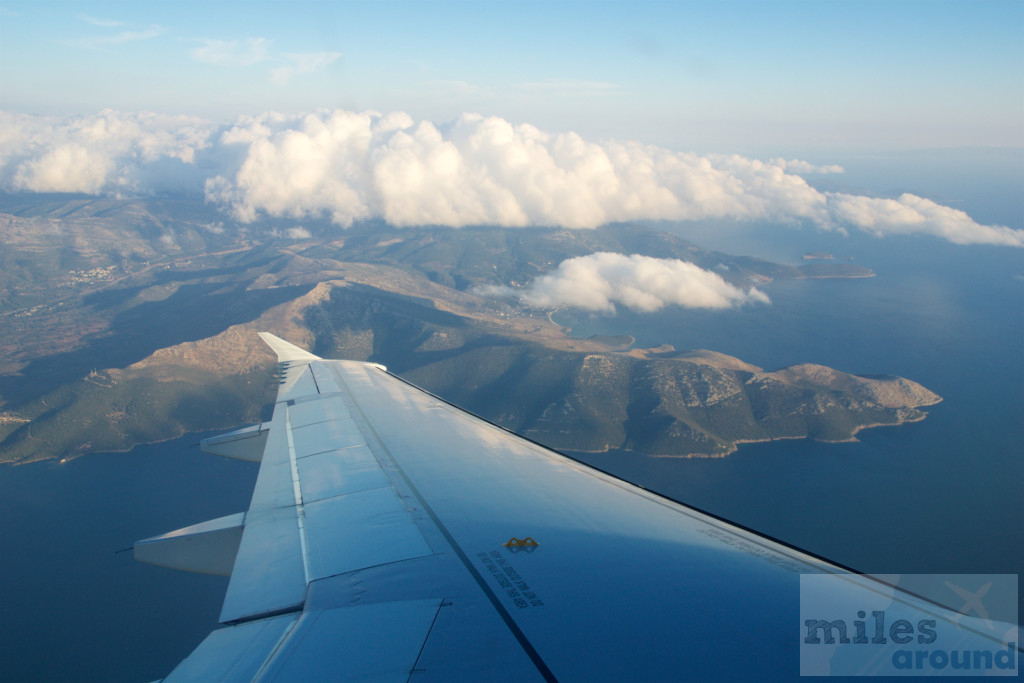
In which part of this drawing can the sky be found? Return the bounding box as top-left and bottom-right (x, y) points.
(0, 0), (1022, 299)
(1, 0), (1021, 152)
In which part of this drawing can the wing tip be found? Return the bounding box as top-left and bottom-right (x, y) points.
(258, 332), (321, 362)
(258, 332), (389, 371)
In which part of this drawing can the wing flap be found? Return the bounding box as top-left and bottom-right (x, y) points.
(133, 512), (245, 576)
(257, 599), (443, 681)
(303, 487), (434, 581)
(220, 505), (307, 623)
(199, 423), (271, 462)
(164, 613), (299, 683)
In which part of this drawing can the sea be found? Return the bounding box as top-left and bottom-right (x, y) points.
(0, 148), (1020, 681)
(0, 439), (257, 682)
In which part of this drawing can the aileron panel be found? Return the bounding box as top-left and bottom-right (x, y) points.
(303, 487), (434, 581)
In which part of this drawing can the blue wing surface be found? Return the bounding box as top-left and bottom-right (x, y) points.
(134, 333), (1018, 681)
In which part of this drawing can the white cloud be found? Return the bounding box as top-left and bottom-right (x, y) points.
(266, 226), (312, 239)
(770, 158), (845, 175)
(517, 252), (770, 313)
(1, 109), (1020, 248)
(269, 51), (341, 85)
(203, 112), (837, 230)
(826, 193), (1024, 247)
(79, 14), (125, 28)
(68, 26), (164, 49)
(190, 38), (271, 67)
(13, 143), (112, 194)
(203, 110), (385, 225)
(0, 110), (212, 194)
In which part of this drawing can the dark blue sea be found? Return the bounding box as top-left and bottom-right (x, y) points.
(0, 439), (257, 682)
(0, 148), (1020, 680)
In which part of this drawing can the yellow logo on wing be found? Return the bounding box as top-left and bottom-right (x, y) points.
(503, 537), (539, 548)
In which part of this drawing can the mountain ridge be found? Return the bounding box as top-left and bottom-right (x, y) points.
(0, 196), (929, 464)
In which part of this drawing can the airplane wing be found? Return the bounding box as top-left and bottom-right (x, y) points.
(135, 333), (1018, 681)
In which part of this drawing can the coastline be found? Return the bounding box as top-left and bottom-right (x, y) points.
(572, 404), (941, 460)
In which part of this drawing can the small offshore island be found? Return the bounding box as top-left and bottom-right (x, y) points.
(0, 199), (935, 462)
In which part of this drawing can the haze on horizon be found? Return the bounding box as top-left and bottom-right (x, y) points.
(1, 2), (1023, 251)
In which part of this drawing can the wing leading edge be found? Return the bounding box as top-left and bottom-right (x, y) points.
(135, 333), (1017, 681)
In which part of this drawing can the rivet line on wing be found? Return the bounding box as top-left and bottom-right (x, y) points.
(285, 406), (312, 586)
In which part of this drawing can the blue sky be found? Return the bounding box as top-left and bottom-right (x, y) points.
(2, 0), (1022, 152)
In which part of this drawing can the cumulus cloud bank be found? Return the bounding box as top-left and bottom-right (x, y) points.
(513, 252), (770, 313)
(0, 110), (211, 194)
(1, 109), (1021, 247)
